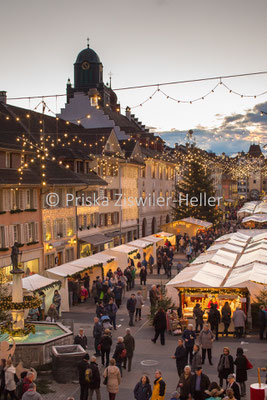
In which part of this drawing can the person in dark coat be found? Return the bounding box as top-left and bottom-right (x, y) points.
(140, 266), (147, 286)
(104, 298), (118, 330)
(226, 374), (241, 400)
(113, 283), (123, 309)
(127, 294), (137, 327)
(123, 328), (135, 372)
(134, 375), (152, 400)
(78, 353), (90, 400)
(99, 329), (112, 368)
(217, 347), (234, 388)
(96, 301), (105, 319)
(113, 337), (125, 377)
(234, 347), (247, 397)
(182, 324), (196, 364)
(103, 288), (115, 306)
(172, 339), (187, 377)
(208, 304), (221, 340)
(177, 366), (192, 400)
(221, 302), (232, 337)
(193, 304), (204, 333)
(191, 344), (202, 373)
(151, 308), (167, 345)
(87, 356), (101, 400)
(189, 366), (210, 400)
(74, 328), (88, 350)
(258, 305), (266, 340)
(93, 317), (102, 357)
(149, 286), (158, 313)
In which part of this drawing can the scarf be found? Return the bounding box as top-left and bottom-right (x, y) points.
(223, 355), (230, 369)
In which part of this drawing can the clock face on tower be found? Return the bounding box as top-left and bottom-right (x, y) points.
(82, 61), (90, 70)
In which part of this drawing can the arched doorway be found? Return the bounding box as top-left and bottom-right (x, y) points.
(142, 218), (147, 237)
(166, 214), (170, 223)
(151, 217), (157, 234)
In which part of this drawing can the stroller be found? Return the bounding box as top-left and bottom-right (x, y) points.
(100, 315), (113, 331)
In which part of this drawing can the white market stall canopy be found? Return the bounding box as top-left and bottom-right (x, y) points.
(143, 235), (164, 244)
(160, 218), (212, 238)
(242, 214), (267, 224)
(107, 244), (138, 254)
(20, 274), (60, 293)
(166, 230), (267, 301)
(127, 239), (153, 249)
(179, 217), (213, 228)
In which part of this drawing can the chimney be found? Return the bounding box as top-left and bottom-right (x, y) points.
(0, 91), (7, 104)
(125, 106), (131, 120)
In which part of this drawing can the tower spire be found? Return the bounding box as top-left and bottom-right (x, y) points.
(87, 37), (90, 48)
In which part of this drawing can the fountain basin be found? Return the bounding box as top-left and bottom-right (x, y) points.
(0, 322), (73, 368)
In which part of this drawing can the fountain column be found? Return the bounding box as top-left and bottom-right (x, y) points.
(11, 270), (25, 331)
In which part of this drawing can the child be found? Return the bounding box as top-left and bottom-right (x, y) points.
(80, 285), (88, 303)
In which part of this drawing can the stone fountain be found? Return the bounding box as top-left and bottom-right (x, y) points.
(0, 244), (73, 367)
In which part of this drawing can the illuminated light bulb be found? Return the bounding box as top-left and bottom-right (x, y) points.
(42, 173), (46, 177)
(59, 161), (62, 164)
(31, 159), (34, 162)
(41, 165), (45, 169)
(6, 116), (10, 120)
(77, 120), (81, 124)
(16, 117), (20, 121)
(64, 133), (68, 137)
(66, 121), (70, 125)
(42, 181), (46, 186)
(87, 114), (91, 118)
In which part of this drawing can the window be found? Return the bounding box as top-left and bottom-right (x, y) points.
(66, 248), (74, 263)
(141, 167), (146, 178)
(151, 164), (155, 179)
(142, 190), (146, 200)
(107, 213), (112, 226)
(253, 180), (256, 184)
(54, 219), (64, 238)
(67, 217), (74, 236)
(28, 222), (35, 242)
(99, 214), (105, 227)
(0, 226), (8, 248)
(11, 190), (20, 210)
(45, 254), (55, 270)
(112, 212), (119, 224)
(13, 225), (21, 243)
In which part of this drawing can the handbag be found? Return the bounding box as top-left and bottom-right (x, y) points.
(97, 344), (101, 351)
(103, 367), (108, 385)
(245, 357), (253, 370)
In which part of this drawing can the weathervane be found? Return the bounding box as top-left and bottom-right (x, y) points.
(108, 71), (113, 88)
(87, 37), (90, 48)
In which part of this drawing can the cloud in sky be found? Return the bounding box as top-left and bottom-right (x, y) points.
(158, 101), (267, 155)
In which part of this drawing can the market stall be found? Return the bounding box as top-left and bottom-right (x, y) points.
(104, 244), (139, 271)
(87, 252), (117, 277)
(46, 258), (103, 311)
(127, 239), (154, 271)
(142, 235), (165, 260)
(153, 231), (176, 246)
(242, 214), (267, 229)
(161, 217), (213, 238)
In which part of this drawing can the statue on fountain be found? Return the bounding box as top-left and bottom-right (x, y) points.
(11, 242), (23, 274)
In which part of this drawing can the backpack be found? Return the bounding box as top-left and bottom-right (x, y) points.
(121, 349), (127, 358)
(85, 368), (92, 383)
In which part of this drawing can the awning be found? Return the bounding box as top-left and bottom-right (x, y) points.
(80, 234), (112, 246)
(105, 230), (123, 238)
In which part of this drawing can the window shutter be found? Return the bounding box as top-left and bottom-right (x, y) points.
(33, 189), (38, 209)
(20, 224), (25, 244)
(95, 213), (99, 227)
(9, 225), (15, 247)
(3, 189), (10, 212)
(35, 222), (39, 242)
(53, 221), (57, 239)
(19, 190), (26, 210)
(63, 219), (67, 238)
(116, 212), (119, 224)
(24, 223), (29, 243)
(43, 221), (47, 242)
(104, 214), (108, 227)
(4, 226), (9, 248)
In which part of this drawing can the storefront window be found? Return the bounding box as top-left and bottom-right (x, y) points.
(80, 243), (92, 258)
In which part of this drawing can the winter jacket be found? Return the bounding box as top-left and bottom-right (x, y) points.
(198, 329), (214, 349)
(77, 359), (89, 385)
(258, 309), (266, 327)
(136, 294), (144, 309)
(52, 293), (61, 307)
(191, 350), (202, 373)
(5, 366), (16, 392)
(93, 322), (102, 339)
(182, 329), (196, 348)
(189, 373), (210, 400)
(22, 377), (33, 394)
(217, 354), (234, 379)
(87, 361), (100, 389)
(232, 309), (246, 328)
(208, 308), (221, 325)
(113, 286), (122, 300)
(193, 306), (204, 324)
(123, 333), (135, 358)
(151, 377), (166, 400)
(149, 289), (158, 306)
(134, 381), (152, 400)
(74, 334), (87, 349)
(100, 334), (112, 351)
(127, 298), (137, 313)
(221, 306), (231, 324)
(22, 390), (43, 400)
(234, 355), (247, 382)
(178, 373), (192, 399)
(104, 303), (118, 318)
(174, 345), (187, 369)
(153, 310), (167, 331)
(140, 268), (147, 281)
(103, 365), (120, 394)
(96, 304), (105, 318)
(113, 342), (125, 362)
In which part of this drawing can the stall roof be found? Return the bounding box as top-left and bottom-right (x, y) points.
(225, 262), (267, 287)
(127, 239), (153, 249)
(210, 249), (237, 268)
(143, 235), (164, 244)
(88, 252), (116, 264)
(80, 234), (112, 246)
(69, 257), (104, 268)
(20, 274), (60, 292)
(244, 241), (267, 253)
(166, 263), (228, 288)
(108, 244), (138, 254)
(47, 264), (85, 277)
(178, 217), (213, 228)
(242, 214), (267, 223)
(154, 231), (175, 238)
(236, 250), (267, 267)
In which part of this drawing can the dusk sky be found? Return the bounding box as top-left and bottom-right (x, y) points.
(1, 0), (267, 154)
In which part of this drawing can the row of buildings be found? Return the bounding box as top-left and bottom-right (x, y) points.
(0, 43), (265, 280)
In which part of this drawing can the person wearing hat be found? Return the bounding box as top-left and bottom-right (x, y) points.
(189, 366), (210, 400)
(205, 382), (224, 400)
(226, 374), (240, 400)
(77, 353), (90, 400)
